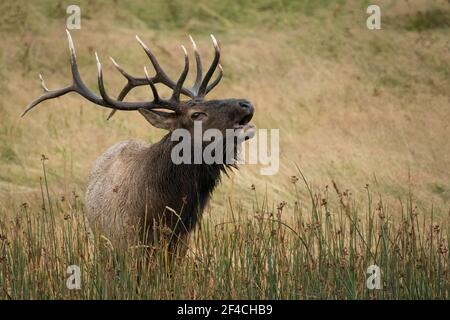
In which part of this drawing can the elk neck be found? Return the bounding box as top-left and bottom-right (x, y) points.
(141, 134), (229, 232)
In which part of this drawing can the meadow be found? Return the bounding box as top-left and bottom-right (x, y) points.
(0, 0), (449, 299)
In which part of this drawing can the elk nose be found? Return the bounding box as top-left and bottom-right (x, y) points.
(239, 101), (254, 112)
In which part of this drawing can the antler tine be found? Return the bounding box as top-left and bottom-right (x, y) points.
(205, 63), (223, 95)
(136, 35), (194, 99)
(106, 109), (117, 120)
(109, 57), (137, 85)
(171, 45), (189, 102)
(67, 30), (150, 110)
(144, 66), (160, 102)
(39, 74), (49, 92)
(135, 35), (170, 84)
(96, 52), (178, 112)
(106, 35), (197, 120)
(197, 34), (221, 97)
(21, 30), (102, 117)
(189, 35), (202, 95)
(66, 30), (103, 104)
(95, 52), (115, 106)
(106, 56), (148, 120)
(21, 83), (72, 117)
(105, 58), (127, 120)
(23, 31), (226, 119)
(22, 30), (177, 117)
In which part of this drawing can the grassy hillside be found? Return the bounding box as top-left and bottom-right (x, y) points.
(0, 0), (448, 299)
(1, 0), (450, 217)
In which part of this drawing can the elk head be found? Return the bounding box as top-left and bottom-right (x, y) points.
(22, 31), (255, 148)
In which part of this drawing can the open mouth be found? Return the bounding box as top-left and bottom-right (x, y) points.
(233, 114), (256, 140)
(233, 113), (254, 129)
(239, 114), (253, 126)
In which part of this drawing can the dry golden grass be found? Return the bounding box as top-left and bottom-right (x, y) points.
(0, 0), (449, 300)
(0, 0), (449, 221)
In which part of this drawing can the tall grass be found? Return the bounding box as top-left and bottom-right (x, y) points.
(0, 159), (447, 299)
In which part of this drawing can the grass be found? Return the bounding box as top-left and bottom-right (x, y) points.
(2, 0), (450, 207)
(388, 8), (450, 31)
(0, 0), (449, 299)
(0, 160), (447, 299)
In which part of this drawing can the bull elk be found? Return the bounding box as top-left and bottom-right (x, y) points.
(22, 30), (255, 253)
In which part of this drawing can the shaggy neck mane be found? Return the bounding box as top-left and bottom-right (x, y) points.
(142, 134), (229, 233)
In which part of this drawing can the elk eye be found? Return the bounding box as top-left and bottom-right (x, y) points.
(191, 112), (207, 121)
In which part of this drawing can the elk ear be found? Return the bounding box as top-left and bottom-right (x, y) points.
(138, 109), (178, 131)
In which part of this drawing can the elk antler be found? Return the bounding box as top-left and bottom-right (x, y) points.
(21, 30), (224, 118)
(106, 34), (223, 119)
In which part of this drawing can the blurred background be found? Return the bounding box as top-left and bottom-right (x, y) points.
(0, 0), (449, 220)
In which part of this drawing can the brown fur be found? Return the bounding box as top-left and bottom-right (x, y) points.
(86, 99), (254, 251)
